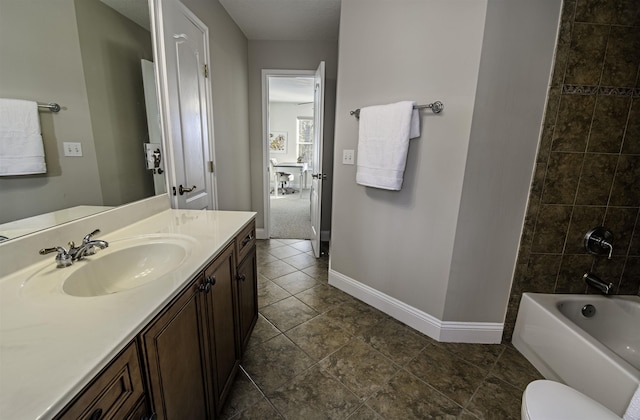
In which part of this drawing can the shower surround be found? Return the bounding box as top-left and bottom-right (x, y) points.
(505, 0), (640, 341)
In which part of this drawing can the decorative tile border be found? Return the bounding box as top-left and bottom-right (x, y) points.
(562, 84), (640, 97)
(562, 84), (599, 95)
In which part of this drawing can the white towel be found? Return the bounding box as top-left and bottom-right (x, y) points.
(624, 385), (640, 420)
(356, 101), (420, 190)
(0, 98), (47, 176)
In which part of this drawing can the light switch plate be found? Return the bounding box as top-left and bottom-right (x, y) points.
(63, 142), (83, 157)
(342, 149), (355, 165)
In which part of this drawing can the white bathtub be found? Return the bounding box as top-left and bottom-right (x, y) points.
(513, 293), (640, 417)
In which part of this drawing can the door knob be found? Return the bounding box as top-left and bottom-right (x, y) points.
(178, 185), (197, 195)
(312, 173), (326, 180)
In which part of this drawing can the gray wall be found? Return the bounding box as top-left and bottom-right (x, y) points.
(0, 0), (103, 223)
(331, 0), (560, 328)
(248, 40), (338, 233)
(443, 0), (561, 322)
(182, 0), (251, 212)
(75, 0), (155, 206)
(269, 102), (314, 172)
(331, 0), (488, 319)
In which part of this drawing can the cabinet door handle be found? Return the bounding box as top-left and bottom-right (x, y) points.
(236, 273), (246, 282)
(89, 408), (103, 420)
(206, 275), (216, 286)
(199, 282), (211, 293)
(241, 234), (253, 247)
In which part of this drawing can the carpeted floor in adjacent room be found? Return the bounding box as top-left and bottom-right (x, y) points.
(270, 191), (312, 239)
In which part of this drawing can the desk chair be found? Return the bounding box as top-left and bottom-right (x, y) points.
(270, 158), (295, 195)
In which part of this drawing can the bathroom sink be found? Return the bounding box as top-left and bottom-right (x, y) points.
(21, 234), (196, 298)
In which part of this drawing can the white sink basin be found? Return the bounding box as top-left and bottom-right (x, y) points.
(21, 234), (196, 298)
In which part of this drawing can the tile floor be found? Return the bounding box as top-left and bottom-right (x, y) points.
(221, 239), (543, 419)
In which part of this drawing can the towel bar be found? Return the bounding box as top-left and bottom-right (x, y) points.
(37, 103), (61, 112)
(350, 101), (444, 119)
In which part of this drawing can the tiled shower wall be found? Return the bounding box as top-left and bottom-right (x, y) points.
(504, 0), (640, 341)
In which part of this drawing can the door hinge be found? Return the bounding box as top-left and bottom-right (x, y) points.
(204, 64), (208, 78)
(208, 161), (214, 173)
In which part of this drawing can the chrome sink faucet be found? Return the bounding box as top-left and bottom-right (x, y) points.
(68, 229), (109, 260)
(40, 229), (109, 268)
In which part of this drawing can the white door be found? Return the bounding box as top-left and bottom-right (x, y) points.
(158, 0), (215, 210)
(310, 62), (325, 257)
(141, 59), (166, 196)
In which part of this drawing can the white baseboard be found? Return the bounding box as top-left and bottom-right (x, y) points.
(256, 228), (330, 243)
(328, 269), (503, 344)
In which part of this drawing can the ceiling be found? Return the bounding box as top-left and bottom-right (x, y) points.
(100, 0), (332, 101)
(218, 0), (341, 41)
(269, 77), (314, 103)
(101, 0), (340, 41)
(100, 0), (150, 30)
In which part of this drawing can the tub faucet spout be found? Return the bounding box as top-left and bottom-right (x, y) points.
(583, 272), (613, 295)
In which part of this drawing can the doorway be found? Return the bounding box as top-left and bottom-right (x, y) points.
(262, 64), (325, 255)
(265, 73), (314, 239)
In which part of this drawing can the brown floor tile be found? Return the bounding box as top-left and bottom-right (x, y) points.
(268, 366), (361, 419)
(407, 345), (486, 407)
(259, 260), (298, 280)
(260, 296), (318, 332)
(281, 252), (317, 270)
(366, 370), (462, 419)
(242, 334), (314, 394)
(490, 347), (543, 391)
(257, 249), (279, 265)
(271, 271), (318, 294)
(285, 314), (352, 360)
(247, 314), (280, 349)
(348, 404), (384, 419)
(229, 398), (282, 419)
(356, 317), (433, 366)
(465, 376), (522, 420)
(319, 339), (400, 400)
(302, 264), (329, 282)
(268, 245), (304, 260)
(220, 369), (265, 420)
(242, 241), (541, 418)
(257, 279), (290, 308)
(434, 342), (505, 372)
(295, 284), (354, 313)
(323, 300), (387, 335)
(290, 241), (313, 252)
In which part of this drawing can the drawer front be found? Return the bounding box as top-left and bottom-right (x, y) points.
(56, 341), (144, 420)
(235, 220), (256, 263)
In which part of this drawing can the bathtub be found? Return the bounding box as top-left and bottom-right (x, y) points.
(512, 293), (640, 417)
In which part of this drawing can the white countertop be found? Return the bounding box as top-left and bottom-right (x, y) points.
(0, 209), (255, 420)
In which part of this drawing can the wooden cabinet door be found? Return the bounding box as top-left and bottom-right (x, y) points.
(236, 246), (258, 354)
(203, 243), (239, 413)
(55, 341), (145, 420)
(140, 276), (214, 420)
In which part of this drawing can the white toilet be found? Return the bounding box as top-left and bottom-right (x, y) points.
(522, 380), (621, 420)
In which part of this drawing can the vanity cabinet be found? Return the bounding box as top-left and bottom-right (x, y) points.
(54, 341), (147, 420)
(53, 219), (256, 420)
(203, 242), (240, 411)
(139, 272), (213, 420)
(235, 244), (257, 353)
(140, 242), (240, 419)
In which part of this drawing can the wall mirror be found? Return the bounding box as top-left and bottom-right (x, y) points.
(0, 0), (165, 241)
